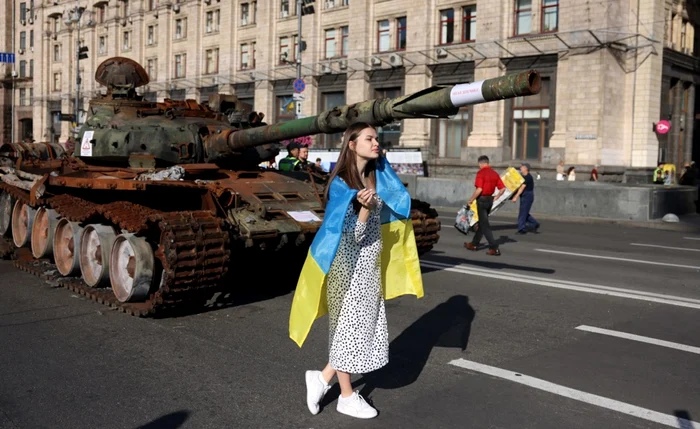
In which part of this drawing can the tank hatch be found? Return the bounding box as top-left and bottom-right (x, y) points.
(95, 57), (149, 97)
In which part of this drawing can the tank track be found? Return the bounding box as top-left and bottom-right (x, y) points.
(410, 199), (441, 255)
(1, 185), (230, 317)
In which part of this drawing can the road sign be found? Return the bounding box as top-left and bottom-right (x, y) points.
(293, 93), (305, 101)
(296, 101), (303, 115)
(293, 78), (305, 93)
(655, 120), (671, 134)
(0, 53), (15, 63)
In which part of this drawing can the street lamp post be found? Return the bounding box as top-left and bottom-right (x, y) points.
(64, 1), (93, 138)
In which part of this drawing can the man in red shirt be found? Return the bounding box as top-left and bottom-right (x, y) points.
(465, 155), (505, 255)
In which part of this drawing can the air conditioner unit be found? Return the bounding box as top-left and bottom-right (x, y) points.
(321, 64), (332, 74)
(683, 47), (691, 55)
(337, 59), (348, 70)
(18, 48), (24, 54)
(53, 0), (58, 4)
(20, 19), (26, 25)
(204, 0), (211, 4)
(121, 18), (127, 26)
(370, 56), (382, 67)
(435, 47), (448, 58)
(173, 4), (180, 12)
(28, 18), (33, 24)
(388, 53), (403, 67)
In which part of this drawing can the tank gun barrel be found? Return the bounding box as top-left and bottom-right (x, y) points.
(227, 69), (540, 151)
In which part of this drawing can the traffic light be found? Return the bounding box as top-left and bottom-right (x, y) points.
(78, 46), (89, 60)
(301, 0), (315, 15)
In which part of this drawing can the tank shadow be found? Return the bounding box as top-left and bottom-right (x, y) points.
(319, 295), (475, 410)
(134, 410), (189, 429)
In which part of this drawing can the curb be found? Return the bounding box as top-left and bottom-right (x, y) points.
(433, 206), (700, 233)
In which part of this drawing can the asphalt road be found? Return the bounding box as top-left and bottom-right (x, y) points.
(1, 215), (699, 429)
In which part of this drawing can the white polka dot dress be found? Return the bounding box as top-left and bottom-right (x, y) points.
(326, 193), (389, 374)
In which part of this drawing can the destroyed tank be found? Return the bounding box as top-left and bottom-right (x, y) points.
(0, 57), (541, 316)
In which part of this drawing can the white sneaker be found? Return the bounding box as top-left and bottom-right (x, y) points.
(305, 370), (330, 415)
(336, 391), (378, 419)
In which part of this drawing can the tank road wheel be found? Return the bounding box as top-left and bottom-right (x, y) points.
(11, 200), (36, 248)
(79, 224), (117, 287)
(31, 207), (61, 259)
(109, 234), (154, 303)
(0, 191), (14, 237)
(53, 219), (84, 276)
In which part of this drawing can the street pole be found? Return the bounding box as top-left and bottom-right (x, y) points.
(296, 0), (301, 81)
(74, 2), (81, 138)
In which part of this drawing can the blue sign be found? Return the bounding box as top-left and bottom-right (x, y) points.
(0, 53), (15, 63)
(293, 78), (305, 93)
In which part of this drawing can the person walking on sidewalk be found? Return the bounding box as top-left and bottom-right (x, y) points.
(464, 155), (505, 255)
(512, 162), (540, 234)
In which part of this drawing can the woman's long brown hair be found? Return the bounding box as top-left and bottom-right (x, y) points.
(323, 122), (378, 209)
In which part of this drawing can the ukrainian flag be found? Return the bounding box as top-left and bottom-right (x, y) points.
(289, 156), (424, 347)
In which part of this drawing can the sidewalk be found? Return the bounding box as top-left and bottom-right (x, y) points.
(434, 206), (700, 233)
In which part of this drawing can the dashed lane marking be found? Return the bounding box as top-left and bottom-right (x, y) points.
(630, 243), (700, 252)
(533, 248), (700, 270)
(420, 260), (700, 310)
(448, 358), (700, 429)
(575, 325), (700, 355)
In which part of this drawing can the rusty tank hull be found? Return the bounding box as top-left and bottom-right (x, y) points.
(0, 57), (540, 316)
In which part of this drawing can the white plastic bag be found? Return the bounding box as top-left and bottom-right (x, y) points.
(454, 205), (471, 235)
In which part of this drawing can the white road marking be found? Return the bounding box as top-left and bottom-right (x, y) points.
(437, 216), (513, 225)
(684, 237), (700, 241)
(448, 358), (700, 429)
(534, 248), (700, 270)
(575, 325), (700, 355)
(630, 243), (700, 252)
(420, 260), (700, 309)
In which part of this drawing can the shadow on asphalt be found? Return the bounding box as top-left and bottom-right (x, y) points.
(319, 295), (475, 412)
(675, 410), (697, 429)
(134, 411), (189, 429)
(421, 253), (555, 275)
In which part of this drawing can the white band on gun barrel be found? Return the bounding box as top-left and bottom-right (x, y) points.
(449, 81), (485, 107)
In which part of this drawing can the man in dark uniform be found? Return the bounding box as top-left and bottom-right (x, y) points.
(278, 142), (302, 171)
(512, 162), (540, 234)
(464, 155), (505, 256)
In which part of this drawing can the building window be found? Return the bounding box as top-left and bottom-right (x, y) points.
(439, 9), (454, 45)
(20, 89), (27, 106)
(325, 28), (336, 59)
(396, 17), (406, 50)
(462, 6), (476, 42)
(437, 108), (469, 158)
(122, 0), (130, 17)
(206, 9), (220, 33)
(175, 18), (187, 39)
(19, 61), (26, 78)
(512, 77), (550, 160)
(53, 73), (61, 91)
(96, 5), (105, 23)
(241, 44), (249, 69)
(53, 44), (60, 62)
(377, 19), (390, 52)
(326, 0), (348, 8)
(252, 1), (257, 23)
(147, 0), (156, 11)
(123, 31), (130, 50)
(276, 95), (296, 122)
(515, 0), (532, 35)
(147, 25), (155, 45)
(374, 87), (402, 148)
(29, 59), (33, 77)
(541, 0), (558, 32)
(341, 26), (349, 57)
(205, 48), (219, 74)
(251, 42), (256, 68)
(53, 17), (60, 33)
(20, 32), (26, 50)
(280, 0), (291, 18)
(681, 20), (688, 50)
(20, 2), (27, 21)
(241, 3), (249, 25)
(30, 30), (33, 48)
(279, 35), (297, 64)
(174, 53), (186, 78)
(147, 58), (157, 80)
(321, 92), (346, 148)
(99, 36), (106, 54)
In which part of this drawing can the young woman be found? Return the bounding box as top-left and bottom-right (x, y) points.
(304, 122), (386, 419)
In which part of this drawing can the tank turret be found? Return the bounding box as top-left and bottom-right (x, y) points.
(77, 57), (540, 169)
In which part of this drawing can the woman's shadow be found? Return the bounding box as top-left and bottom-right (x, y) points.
(320, 295), (475, 408)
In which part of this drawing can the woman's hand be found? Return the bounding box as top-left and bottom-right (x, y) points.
(356, 188), (377, 210)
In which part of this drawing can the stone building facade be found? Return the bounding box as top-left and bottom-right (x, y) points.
(1, 0), (698, 178)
